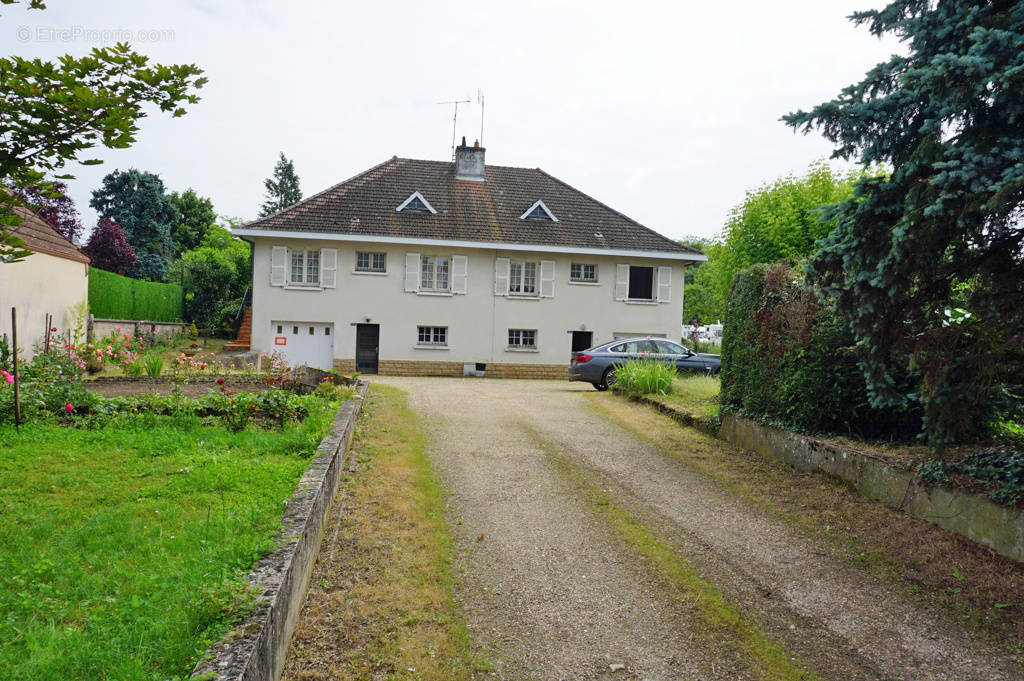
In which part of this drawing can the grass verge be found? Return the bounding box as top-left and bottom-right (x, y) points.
(0, 404), (339, 680)
(282, 384), (487, 681)
(588, 393), (1024, 651)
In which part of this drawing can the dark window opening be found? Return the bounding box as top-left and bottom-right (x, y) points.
(628, 266), (654, 300)
(325, 327), (330, 335)
(293, 326), (298, 334)
(525, 203), (552, 220)
(402, 196), (431, 213)
(277, 325), (282, 333)
(309, 326), (315, 335)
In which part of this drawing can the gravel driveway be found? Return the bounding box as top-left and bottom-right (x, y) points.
(375, 377), (1021, 681)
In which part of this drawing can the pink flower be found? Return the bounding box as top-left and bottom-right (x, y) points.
(2, 370), (12, 384)
(64, 403), (74, 413)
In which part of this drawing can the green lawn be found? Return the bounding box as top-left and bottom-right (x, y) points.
(0, 407), (337, 680)
(656, 374), (721, 419)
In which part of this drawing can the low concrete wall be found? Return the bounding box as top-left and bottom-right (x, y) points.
(720, 412), (1024, 564)
(90, 317), (188, 341)
(191, 382), (369, 681)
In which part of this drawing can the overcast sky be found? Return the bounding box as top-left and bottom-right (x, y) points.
(6, 1), (901, 242)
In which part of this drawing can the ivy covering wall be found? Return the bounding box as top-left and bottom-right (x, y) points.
(88, 267), (182, 322)
(720, 263), (921, 440)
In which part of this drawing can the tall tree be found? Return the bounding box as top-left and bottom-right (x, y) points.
(168, 188), (216, 254)
(0, 1), (205, 263)
(259, 152), (302, 217)
(83, 218), (137, 275)
(89, 169), (177, 281)
(785, 1), (1024, 445)
(9, 180), (82, 243)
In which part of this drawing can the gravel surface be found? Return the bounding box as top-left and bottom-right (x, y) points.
(375, 377), (1022, 681)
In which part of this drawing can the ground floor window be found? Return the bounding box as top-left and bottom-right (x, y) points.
(417, 326), (447, 346)
(628, 265), (654, 300)
(289, 249), (320, 285)
(508, 328), (537, 349)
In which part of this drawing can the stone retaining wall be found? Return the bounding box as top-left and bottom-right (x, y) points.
(720, 412), (1024, 564)
(191, 382), (369, 680)
(90, 317), (188, 341)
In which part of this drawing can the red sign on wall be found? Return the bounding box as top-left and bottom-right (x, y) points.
(274, 336), (287, 346)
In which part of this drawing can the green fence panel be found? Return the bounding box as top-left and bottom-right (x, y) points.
(88, 268), (183, 322)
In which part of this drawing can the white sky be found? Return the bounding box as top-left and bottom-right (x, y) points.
(5, 1), (901, 242)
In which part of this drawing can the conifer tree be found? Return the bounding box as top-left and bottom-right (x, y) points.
(258, 152), (302, 217)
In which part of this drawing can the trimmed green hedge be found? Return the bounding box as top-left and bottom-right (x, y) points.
(720, 263), (921, 439)
(88, 268), (183, 322)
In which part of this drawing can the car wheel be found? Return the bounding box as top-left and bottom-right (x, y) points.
(601, 366), (618, 390)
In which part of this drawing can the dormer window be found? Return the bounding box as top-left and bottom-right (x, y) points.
(520, 199), (557, 222)
(396, 191), (437, 214)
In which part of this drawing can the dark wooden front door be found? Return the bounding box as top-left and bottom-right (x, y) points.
(571, 330), (593, 353)
(355, 324), (379, 374)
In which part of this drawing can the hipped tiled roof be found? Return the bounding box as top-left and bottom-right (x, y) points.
(241, 157), (702, 257)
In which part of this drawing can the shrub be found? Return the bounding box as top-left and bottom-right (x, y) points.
(314, 380), (358, 401)
(721, 263), (921, 439)
(124, 359), (144, 377)
(918, 447), (1024, 506)
(144, 356), (163, 379)
(615, 359), (676, 395)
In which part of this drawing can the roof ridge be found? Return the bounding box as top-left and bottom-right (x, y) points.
(531, 167), (703, 256)
(242, 156), (401, 228)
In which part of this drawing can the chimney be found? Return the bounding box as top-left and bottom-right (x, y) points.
(455, 136), (486, 182)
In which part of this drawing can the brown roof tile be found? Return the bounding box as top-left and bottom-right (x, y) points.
(9, 205), (90, 264)
(241, 157), (703, 257)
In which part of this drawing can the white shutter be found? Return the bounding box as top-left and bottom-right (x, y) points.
(539, 259), (555, 298)
(404, 253), (420, 292)
(451, 254), (469, 294)
(271, 246), (287, 286)
(614, 264), (629, 301)
(657, 266), (672, 302)
(320, 248), (337, 288)
(494, 257), (510, 296)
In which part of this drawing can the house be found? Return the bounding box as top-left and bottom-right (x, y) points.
(232, 140), (706, 376)
(0, 205), (90, 357)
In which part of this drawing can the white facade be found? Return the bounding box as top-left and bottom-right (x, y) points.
(0, 251), (89, 357)
(242, 235), (694, 371)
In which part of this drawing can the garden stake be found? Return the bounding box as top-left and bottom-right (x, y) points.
(11, 307), (20, 428)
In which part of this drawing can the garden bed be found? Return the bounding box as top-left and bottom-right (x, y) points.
(0, 381), (358, 680)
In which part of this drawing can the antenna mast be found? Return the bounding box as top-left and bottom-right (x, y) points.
(437, 97), (471, 160)
(477, 90), (485, 146)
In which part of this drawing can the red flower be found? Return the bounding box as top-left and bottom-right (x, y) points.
(64, 403), (74, 413)
(51, 327), (58, 332)
(216, 377), (225, 385)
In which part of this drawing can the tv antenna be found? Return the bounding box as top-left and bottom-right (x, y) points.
(477, 90), (485, 146)
(438, 97), (470, 160)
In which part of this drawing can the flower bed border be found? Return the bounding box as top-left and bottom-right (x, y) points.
(85, 375), (275, 384)
(190, 381), (370, 681)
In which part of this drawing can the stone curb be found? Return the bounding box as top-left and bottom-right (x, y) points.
(617, 390), (1023, 564)
(85, 375), (274, 384)
(613, 388), (719, 437)
(191, 381), (371, 681)
(719, 412), (1024, 564)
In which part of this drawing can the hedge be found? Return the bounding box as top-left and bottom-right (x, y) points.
(88, 268), (183, 322)
(720, 262), (921, 439)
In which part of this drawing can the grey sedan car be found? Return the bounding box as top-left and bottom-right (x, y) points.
(568, 337), (721, 390)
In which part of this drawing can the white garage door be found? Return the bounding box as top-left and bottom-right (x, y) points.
(270, 321), (334, 370)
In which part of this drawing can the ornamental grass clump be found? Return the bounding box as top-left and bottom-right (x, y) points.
(615, 359), (677, 396)
(144, 356), (163, 379)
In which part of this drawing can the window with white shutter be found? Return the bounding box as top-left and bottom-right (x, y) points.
(404, 253), (420, 292)
(494, 257), (510, 296)
(656, 266), (672, 303)
(320, 248), (337, 288)
(270, 246), (287, 286)
(539, 260), (555, 298)
(452, 255), (468, 294)
(614, 264), (629, 301)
